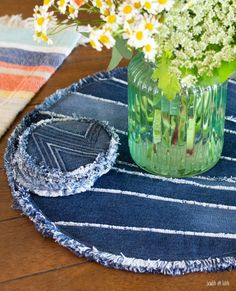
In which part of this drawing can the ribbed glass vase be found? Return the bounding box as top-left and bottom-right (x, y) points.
(128, 53), (228, 177)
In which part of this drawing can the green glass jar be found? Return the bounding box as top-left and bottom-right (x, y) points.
(128, 53), (228, 177)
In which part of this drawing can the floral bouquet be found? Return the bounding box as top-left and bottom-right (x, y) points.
(34, 0), (235, 99)
(33, 0), (236, 177)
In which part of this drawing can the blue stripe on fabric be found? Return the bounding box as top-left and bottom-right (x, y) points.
(226, 82), (236, 117)
(225, 121), (236, 132)
(0, 47), (65, 68)
(220, 133), (236, 159)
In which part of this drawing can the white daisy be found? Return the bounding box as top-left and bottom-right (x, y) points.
(127, 25), (149, 49)
(89, 29), (103, 51)
(119, 2), (137, 20)
(156, 0), (175, 12)
(57, 0), (70, 14)
(143, 37), (158, 62)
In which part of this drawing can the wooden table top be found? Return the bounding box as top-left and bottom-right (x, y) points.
(0, 1), (236, 290)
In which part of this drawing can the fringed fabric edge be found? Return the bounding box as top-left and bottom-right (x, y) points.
(4, 67), (236, 276)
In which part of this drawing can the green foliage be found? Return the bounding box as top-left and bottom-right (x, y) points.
(115, 37), (133, 60)
(108, 46), (123, 70)
(198, 59), (236, 86)
(152, 54), (181, 101)
(108, 38), (133, 71)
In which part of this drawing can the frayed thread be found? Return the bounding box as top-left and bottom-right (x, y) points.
(4, 67), (236, 275)
(0, 15), (34, 29)
(13, 115), (119, 197)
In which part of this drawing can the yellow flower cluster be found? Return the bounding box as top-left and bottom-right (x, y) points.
(33, 0), (236, 94)
(34, 0), (175, 62)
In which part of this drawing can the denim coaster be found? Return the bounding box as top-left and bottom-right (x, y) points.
(5, 68), (236, 276)
(13, 116), (119, 197)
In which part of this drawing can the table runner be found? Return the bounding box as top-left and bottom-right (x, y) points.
(0, 15), (86, 139)
(4, 68), (236, 276)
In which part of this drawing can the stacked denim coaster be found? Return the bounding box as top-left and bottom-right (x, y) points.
(12, 112), (119, 197)
(5, 68), (236, 276)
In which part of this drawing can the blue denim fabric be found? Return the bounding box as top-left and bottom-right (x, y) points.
(4, 68), (236, 275)
(13, 116), (119, 197)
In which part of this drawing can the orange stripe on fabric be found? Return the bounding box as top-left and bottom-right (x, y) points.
(0, 74), (47, 92)
(0, 61), (55, 73)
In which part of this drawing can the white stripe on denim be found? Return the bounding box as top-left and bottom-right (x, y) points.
(110, 77), (128, 85)
(46, 123), (93, 138)
(54, 221), (236, 240)
(117, 160), (139, 168)
(115, 129), (128, 136)
(90, 187), (236, 210)
(221, 156), (236, 162)
(39, 111), (69, 118)
(116, 160), (236, 183)
(116, 128), (236, 137)
(75, 93), (236, 129)
(112, 167), (236, 191)
(74, 92), (128, 107)
(193, 175), (236, 183)
(115, 128), (236, 162)
(225, 116), (236, 123)
(32, 133), (48, 165)
(229, 79), (236, 85)
(225, 128), (236, 135)
(46, 142), (98, 158)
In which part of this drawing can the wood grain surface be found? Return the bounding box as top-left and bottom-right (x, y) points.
(0, 1), (236, 290)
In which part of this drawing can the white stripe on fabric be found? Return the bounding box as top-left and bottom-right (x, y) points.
(90, 187), (236, 210)
(229, 79), (236, 85)
(193, 175), (236, 183)
(110, 77), (128, 85)
(77, 92), (236, 127)
(115, 129), (128, 136)
(224, 128), (236, 135)
(115, 128), (236, 163)
(54, 221), (236, 240)
(221, 156), (236, 162)
(116, 160), (236, 183)
(74, 92), (128, 107)
(0, 41), (70, 55)
(0, 67), (51, 79)
(117, 160), (139, 168)
(115, 128), (236, 137)
(112, 167), (236, 191)
(76, 92), (236, 168)
(225, 116), (236, 123)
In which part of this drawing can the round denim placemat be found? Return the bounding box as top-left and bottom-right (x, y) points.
(5, 68), (236, 276)
(12, 116), (119, 197)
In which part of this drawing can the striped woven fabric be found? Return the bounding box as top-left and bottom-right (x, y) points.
(0, 15), (85, 139)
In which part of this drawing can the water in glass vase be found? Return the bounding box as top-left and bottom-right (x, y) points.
(128, 53), (228, 177)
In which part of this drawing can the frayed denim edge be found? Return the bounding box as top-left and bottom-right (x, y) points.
(14, 116), (119, 197)
(4, 67), (236, 275)
(36, 67), (128, 113)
